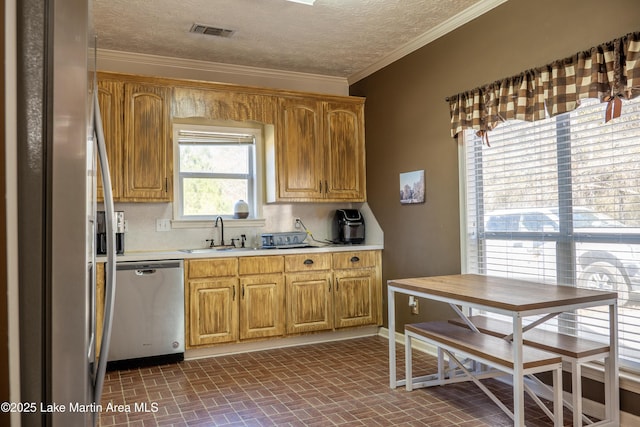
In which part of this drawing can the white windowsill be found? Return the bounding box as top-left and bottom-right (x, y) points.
(171, 218), (266, 229)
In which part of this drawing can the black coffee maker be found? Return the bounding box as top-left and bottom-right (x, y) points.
(97, 211), (125, 255)
(332, 209), (365, 244)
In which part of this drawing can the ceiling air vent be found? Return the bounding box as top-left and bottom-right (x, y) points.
(189, 23), (235, 38)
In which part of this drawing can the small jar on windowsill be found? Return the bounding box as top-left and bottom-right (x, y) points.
(233, 200), (249, 219)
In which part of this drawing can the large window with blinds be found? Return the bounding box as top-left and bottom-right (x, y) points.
(462, 97), (640, 370)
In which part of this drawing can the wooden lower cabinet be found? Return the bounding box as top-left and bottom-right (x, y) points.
(185, 250), (381, 349)
(188, 278), (238, 346)
(239, 274), (285, 340)
(285, 253), (333, 334)
(286, 271), (333, 334)
(334, 269), (377, 328)
(333, 250), (382, 328)
(186, 258), (239, 347)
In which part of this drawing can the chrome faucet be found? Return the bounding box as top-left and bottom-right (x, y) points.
(214, 216), (225, 246)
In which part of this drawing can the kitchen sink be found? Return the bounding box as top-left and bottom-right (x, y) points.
(179, 247), (252, 254)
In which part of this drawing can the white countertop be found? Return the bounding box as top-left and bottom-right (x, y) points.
(98, 243), (383, 263)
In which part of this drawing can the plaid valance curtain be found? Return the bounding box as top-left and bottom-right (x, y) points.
(448, 31), (640, 139)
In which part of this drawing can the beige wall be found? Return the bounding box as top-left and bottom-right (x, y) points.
(351, 0), (640, 413)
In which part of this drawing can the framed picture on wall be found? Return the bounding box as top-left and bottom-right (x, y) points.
(399, 170), (425, 204)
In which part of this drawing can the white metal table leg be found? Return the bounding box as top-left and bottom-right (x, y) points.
(405, 333), (413, 391)
(388, 286), (397, 389)
(571, 361), (582, 427)
(512, 313), (525, 427)
(553, 366), (563, 427)
(607, 301), (619, 425)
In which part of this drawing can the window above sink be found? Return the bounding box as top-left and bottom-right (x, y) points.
(172, 123), (265, 223)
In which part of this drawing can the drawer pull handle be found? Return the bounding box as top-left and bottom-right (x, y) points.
(303, 259), (314, 265)
(350, 256), (360, 263)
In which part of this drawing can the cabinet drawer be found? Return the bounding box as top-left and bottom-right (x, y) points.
(239, 256), (284, 275)
(332, 251), (376, 269)
(187, 258), (237, 279)
(285, 253), (332, 272)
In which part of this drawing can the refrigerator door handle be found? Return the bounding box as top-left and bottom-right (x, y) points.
(92, 88), (117, 409)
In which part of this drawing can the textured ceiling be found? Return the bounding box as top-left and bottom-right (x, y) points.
(94, 0), (483, 79)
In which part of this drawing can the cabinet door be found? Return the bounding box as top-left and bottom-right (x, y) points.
(286, 272), (333, 334)
(187, 278), (238, 346)
(324, 101), (366, 201)
(333, 269), (376, 328)
(277, 97), (325, 200)
(96, 79), (123, 200)
(122, 82), (172, 201)
(239, 274), (285, 340)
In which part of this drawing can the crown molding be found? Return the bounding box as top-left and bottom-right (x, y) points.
(347, 0), (509, 85)
(97, 49), (350, 95)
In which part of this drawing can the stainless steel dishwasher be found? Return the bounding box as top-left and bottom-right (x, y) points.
(108, 260), (185, 367)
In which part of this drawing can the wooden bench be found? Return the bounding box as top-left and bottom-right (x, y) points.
(405, 321), (564, 426)
(449, 315), (611, 426)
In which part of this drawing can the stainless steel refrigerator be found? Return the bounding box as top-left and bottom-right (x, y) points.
(17, 0), (117, 425)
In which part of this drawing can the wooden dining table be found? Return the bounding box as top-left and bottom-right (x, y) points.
(387, 274), (619, 427)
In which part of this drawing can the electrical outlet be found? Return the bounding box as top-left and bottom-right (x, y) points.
(409, 296), (419, 315)
(294, 218), (301, 229)
(156, 218), (171, 232)
(411, 299), (419, 315)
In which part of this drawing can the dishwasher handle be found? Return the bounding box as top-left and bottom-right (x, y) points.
(117, 260), (182, 271)
(135, 269), (157, 275)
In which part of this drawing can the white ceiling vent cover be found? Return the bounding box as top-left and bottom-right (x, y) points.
(189, 23), (235, 38)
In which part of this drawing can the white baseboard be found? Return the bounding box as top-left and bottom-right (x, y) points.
(185, 326), (380, 360)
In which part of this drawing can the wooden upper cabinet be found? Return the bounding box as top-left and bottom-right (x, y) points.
(271, 96), (366, 202)
(96, 72), (365, 203)
(96, 79), (123, 201)
(122, 82), (172, 201)
(173, 87), (278, 125)
(96, 73), (173, 203)
(324, 101), (366, 201)
(277, 97), (325, 200)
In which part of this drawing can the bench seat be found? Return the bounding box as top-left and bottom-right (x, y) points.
(405, 321), (564, 426)
(448, 315), (612, 427)
(406, 321), (562, 370)
(448, 315), (610, 359)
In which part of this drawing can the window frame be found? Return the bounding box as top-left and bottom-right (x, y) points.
(172, 123), (265, 226)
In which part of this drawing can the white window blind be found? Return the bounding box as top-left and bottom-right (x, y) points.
(462, 97), (640, 370)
